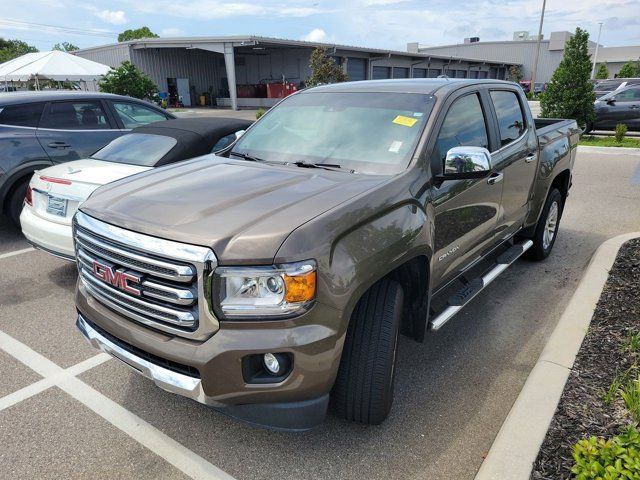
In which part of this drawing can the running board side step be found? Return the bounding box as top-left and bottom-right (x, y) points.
(429, 240), (533, 331)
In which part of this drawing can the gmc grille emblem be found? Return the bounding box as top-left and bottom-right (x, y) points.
(92, 260), (142, 296)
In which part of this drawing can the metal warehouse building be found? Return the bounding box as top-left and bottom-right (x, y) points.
(409, 31), (640, 83)
(74, 36), (517, 110)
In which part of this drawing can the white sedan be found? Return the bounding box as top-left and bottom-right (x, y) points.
(20, 117), (251, 259)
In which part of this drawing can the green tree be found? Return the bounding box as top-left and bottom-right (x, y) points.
(506, 65), (523, 82)
(618, 59), (640, 78)
(540, 27), (595, 129)
(53, 42), (79, 52)
(595, 62), (609, 79)
(118, 27), (159, 42)
(0, 38), (38, 63)
(305, 47), (348, 88)
(99, 61), (158, 100)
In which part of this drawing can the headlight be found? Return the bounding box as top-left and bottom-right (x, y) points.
(214, 260), (316, 318)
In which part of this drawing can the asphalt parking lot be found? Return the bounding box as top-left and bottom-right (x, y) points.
(1, 147), (639, 480)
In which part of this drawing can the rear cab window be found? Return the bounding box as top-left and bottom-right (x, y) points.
(0, 102), (45, 127)
(489, 91), (526, 147)
(40, 101), (111, 130)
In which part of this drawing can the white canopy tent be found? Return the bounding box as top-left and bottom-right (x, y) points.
(0, 50), (111, 90)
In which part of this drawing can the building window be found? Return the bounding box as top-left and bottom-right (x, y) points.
(413, 68), (427, 78)
(372, 66), (391, 80)
(393, 67), (410, 78)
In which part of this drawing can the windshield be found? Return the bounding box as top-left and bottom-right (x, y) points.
(595, 80), (621, 92)
(231, 91), (433, 175)
(91, 133), (177, 166)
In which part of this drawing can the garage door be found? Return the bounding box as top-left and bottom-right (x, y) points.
(347, 58), (367, 81)
(393, 67), (410, 78)
(372, 66), (391, 80)
(413, 68), (427, 78)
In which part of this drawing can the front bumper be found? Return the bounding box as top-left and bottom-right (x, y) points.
(20, 205), (74, 260)
(76, 282), (345, 430)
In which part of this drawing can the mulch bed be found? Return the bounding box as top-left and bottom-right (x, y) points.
(531, 238), (640, 479)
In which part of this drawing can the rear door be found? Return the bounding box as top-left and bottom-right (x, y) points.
(429, 89), (503, 287)
(36, 100), (121, 164)
(486, 89), (538, 239)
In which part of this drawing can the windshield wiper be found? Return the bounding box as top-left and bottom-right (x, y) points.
(229, 151), (264, 162)
(288, 161), (355, 173)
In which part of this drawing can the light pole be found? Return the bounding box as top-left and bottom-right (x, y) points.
(530, 0), (547, 88)
(591, 22), (604, 79)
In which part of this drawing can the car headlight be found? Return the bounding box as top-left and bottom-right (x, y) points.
(214, 260), (316, 318)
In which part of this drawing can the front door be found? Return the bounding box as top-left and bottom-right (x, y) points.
(430, 92), (503, 288)
(36, 100), (120, 164)
(488, 89), (538, 239)
(597, 87), (640, 130)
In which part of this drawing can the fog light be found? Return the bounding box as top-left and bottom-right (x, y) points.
(263, 353), (280, 375)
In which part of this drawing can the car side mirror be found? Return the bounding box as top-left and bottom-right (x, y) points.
(437, 146), (492, 181)
(235, 130), (246, 139)
(606, 98), (616, 105)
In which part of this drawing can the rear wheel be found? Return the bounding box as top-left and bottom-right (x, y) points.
(7, 179), (29, 227)
(333, 278), (403, 425)
(525, 188), (563, 261)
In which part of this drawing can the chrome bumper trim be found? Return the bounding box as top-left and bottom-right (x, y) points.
(76, 313), (211, 403)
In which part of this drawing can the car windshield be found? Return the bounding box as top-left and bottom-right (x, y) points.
(91, 133), (177, 166)
(231, 91), (434, 175)
(595, 80), (621, 92)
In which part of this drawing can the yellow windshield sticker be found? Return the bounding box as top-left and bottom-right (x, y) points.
(393, 115), (418, 127)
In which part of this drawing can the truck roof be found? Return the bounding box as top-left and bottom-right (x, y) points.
(307, 78), (518, 95)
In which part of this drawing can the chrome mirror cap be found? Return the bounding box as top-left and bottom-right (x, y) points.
(444, 146), (492, 175)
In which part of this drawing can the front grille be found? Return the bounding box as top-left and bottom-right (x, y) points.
(74, 211), (219, 339)
(85, 316), (200, 378)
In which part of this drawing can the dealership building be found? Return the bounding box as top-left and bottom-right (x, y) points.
(74, 36), (518, 110)
(409, 31), (640, 84)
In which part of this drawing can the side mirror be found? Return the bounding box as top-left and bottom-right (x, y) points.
(235, 130), (246, 139)
(606, 98), (616, 105)
(438, 146), (492, 181)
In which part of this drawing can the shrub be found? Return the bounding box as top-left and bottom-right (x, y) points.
(255, 108), (265, 119)
(615, 124), (628, 143)
(595, 63), (609, 79)
(99, 61), (158, 100)
(618, 60), (640, 79)
(540, 27), (595, 129)
(572, 426), (640, 479)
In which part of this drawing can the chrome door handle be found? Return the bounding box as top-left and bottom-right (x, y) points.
(487, 172), (503, 185)
(525, 153), (536, 163)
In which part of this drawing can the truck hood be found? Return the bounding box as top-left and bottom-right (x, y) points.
(80, 156), (386, 263)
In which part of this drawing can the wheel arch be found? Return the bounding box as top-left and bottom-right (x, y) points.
(1, 161), (51, 213)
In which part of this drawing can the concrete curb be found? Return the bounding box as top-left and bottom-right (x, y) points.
(475, 232), (640, 480)
(578, 145), (640, 155)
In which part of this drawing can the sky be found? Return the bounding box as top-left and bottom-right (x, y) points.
(1, 0), (639, 52)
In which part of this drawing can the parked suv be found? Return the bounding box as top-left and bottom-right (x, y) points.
(0, 91), (174, 225)
(74, 79), (578, 430)
(588, 84), (640, 132)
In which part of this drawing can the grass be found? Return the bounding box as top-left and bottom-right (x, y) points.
(621, 377), (640, 423)
(624, 332), (640, 354)
(579, 135), (640, 148)
(602, 364), (638, 405)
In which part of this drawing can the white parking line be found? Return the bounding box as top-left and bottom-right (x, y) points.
(0, 329), (236, 480)
(0, 247), (35, 260)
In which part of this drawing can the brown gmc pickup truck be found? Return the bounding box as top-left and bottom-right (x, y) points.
(73, 79), (579, 430)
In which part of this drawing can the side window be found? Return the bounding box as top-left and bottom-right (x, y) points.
(212, 133), (238, 152)
(434, 93), (489, 163)
(112, 102), (168, 129)
(0, 102), (45, 127)
(490, 91), (526, 147)
(40, 101), (110, 130)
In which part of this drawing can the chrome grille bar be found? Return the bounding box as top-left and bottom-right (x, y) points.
(74, 211), (219, 340)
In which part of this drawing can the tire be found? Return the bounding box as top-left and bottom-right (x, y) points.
(333, 278), (404, 425)
(583, 122), (593, 135)
(525, 188), (563, 261)
(7, 179), (29, 227)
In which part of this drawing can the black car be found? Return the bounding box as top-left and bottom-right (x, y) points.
(593, 78), (640, 99)
(588, 84), (640, 133)
(0, 91), (175, 225)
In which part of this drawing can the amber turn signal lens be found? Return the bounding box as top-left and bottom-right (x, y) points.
(284, 270), (316, 303)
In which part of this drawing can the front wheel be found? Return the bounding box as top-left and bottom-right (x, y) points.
(332, 278), (403, 425)
(525, 188), (563, 261)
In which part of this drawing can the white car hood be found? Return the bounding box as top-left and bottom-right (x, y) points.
(29, 159), (151, 226)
